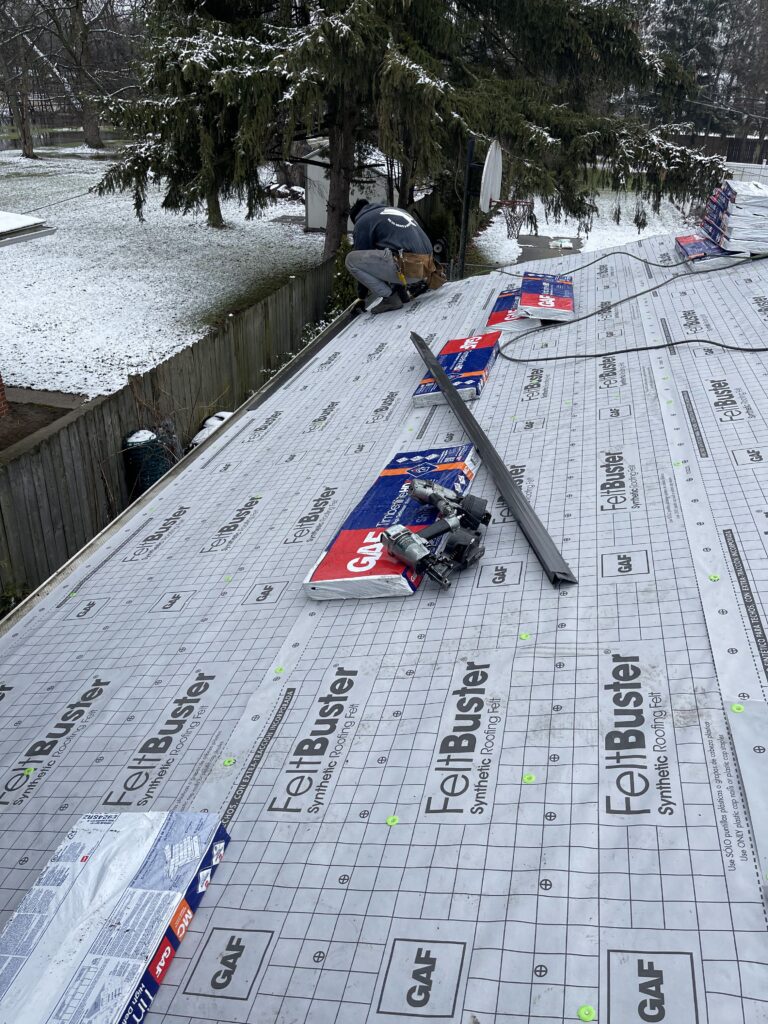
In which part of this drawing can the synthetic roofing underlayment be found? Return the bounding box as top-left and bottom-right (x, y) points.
(2, 235), (768, 1023)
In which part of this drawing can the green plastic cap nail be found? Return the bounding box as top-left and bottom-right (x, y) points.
(223, 757), (236, 767)
(731, 703), (745, 713)
(577, 1007), (596, 1022)
(522, 773), (536, 784)
(386, 815), (399, 826)
(708, 574), (720, 582)
(519, 632), (531, 640)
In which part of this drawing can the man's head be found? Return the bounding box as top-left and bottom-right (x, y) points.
(349, 198), (370, 224)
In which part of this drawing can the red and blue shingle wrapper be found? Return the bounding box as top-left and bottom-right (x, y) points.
(486, 287), (530, 330)
(675, 233), (747, 269)
(412, 331), (501, 406)
(519, 272), (575, 321)
(304, 445), (481, 599)
(0, 811), (228, 1024)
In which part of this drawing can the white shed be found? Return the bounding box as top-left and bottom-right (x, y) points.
(304, 145), (397, 232)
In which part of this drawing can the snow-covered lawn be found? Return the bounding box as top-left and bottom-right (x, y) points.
(473, 191), (695, 266)
(1, 151), (324, 397)
(2, 154), (698, 399)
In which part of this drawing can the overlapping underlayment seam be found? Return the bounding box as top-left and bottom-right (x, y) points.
(637, 262), (768, 903)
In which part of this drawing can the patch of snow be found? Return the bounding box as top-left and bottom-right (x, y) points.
(383, 46), (450, 93)
(528, 125), (559, 147)
(189, 410), (234, 449)
(544, 193), (692, 252)
(126, 429), (157, 443)
(0, 151), (324, 398)
(473, 216), (523, 266)
(35, 145), (114, 158)
(473, 191), (692, 267)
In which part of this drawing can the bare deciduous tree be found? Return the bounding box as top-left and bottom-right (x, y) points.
(0, 0), (143, 150)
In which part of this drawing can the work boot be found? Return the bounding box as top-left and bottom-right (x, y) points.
(368, 292), (403, 314)
(393, 284), (411, 304)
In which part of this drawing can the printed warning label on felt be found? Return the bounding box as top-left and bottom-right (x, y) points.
(702, 713), (753, 876)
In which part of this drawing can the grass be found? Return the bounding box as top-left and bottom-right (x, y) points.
(203, 266), (322, 328)
(2, 147), (327, 396)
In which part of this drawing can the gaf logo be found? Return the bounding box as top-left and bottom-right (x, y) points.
(607, 950), (700, 1024)
(376, 937), (467, 1019)
(152, 589), (196, 613)
(184, 927), (273, 1003)
(475, 561), (523, 589)
(601, 549), (650, 578)
(242, 577), (289, 607)
(65, 596), (110, 621)
(406, 948), (436, 1008)
(636, 960), (665, 1021)
(149, 939), (176, 984)
(211, 934), (245, 990)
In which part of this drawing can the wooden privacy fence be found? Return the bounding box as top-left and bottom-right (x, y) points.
(0, 257), (335, 599)
(666, 134), (768, 164)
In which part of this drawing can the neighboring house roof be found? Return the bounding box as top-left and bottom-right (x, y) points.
(0, 210), (55, 247)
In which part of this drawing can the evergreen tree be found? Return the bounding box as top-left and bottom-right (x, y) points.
(99, 0), (725, 248)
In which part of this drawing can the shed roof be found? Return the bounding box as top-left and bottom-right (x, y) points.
(0, 209), (55, 247)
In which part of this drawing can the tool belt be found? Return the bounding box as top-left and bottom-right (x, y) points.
(395, 251), (447, 291)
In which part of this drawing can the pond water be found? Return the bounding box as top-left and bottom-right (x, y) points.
(0, 127), (124, 153)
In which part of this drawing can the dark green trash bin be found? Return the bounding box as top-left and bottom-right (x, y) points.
(123, 425), (178, 499)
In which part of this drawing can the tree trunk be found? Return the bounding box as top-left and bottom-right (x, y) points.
(81, 95), (104, 149)
(397, 156), (413, 209)
(206, 189), (225, 228)
(324, 92), (356, 257)
(5, 89), (35, 159)
(385, 157), (396, 206)
(18, 47), (35, 159)
(0, 44), (35, 159)
(73, 0), (104, 149)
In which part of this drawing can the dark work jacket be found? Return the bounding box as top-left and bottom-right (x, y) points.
(352, 203), (432, 254)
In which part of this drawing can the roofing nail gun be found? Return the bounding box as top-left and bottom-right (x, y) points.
(381, 479), (491, 589)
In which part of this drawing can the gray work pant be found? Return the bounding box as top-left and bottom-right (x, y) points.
(345, 249), (422, 298)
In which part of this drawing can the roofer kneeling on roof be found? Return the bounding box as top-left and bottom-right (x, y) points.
(346, 199), (446, 314)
